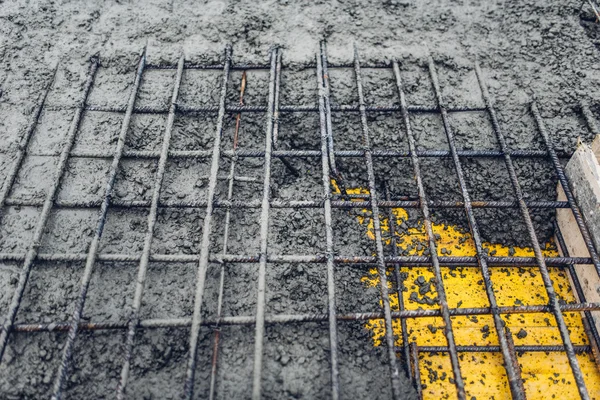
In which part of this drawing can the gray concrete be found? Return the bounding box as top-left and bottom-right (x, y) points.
(2, 0), (600, 398)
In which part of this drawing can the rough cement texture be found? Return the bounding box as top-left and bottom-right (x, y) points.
(2, 0), (600, 399)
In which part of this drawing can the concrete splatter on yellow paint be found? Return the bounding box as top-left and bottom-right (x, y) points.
(332, 181), (600, 399)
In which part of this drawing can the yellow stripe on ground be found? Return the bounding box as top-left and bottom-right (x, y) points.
(332, 181), (600, 399)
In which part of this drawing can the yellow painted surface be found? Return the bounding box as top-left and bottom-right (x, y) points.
(332, 181), (600, 399)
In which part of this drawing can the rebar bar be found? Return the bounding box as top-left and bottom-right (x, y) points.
(183, 45), (232, 400)
(27, 147), (569, 159)
(316, 46), (341, 400)
(384, 183), (412, 381)
(11, 301), (600, 332)
(0, 251), (593, 267)
(208, 55), (245, 400)
(251, 48), (279, 400)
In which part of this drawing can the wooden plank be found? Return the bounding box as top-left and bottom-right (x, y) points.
(556, 139), (600, 364)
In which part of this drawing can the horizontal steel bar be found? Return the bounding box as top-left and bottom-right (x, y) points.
(412, 345), (592, 354)
(0, 252), (592, 266)
(23, 148), (570, 160)
(44, 103), (489, 115)
(44, 101), (494, 114)
(146, 63), (270, 70)
(174, 104), (487, 114)
(2, 197), (570, 210)
(11, 302), (600, 333)
(144, 62), (392, 70)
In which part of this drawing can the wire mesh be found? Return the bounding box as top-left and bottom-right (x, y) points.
(0, 43), (599, 399)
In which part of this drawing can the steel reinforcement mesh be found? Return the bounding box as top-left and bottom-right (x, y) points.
(1, 42), (600, 399)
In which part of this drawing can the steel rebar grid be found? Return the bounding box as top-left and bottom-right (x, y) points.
(0, 58), (99, 362)
(316, 47), (341, 400)
(10, 301), (600, 333)
(426, 56), (524, 398)
(353, 45), (403, 399)
(183, 45), (232, 400)
(116, 55), (185, 399)
(51, 49), (147, 400)
(0, 64), (58, 215)
(251, 48), (279, 400)
(391, 58), (466, 399)
(1, 49), (600, 400)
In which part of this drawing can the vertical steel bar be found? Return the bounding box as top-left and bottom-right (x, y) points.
(0, 59), (99, 362)
(251, 48), (278, 400)
(391, 59), (466, 399)
(531, 101), (597, 399)
(410, 343), (423, 399)
(426, 56), (525, 398)
(116, 54), (185, 399)
(0, 64), (58, 215)
(320, 42), (349, 198)
(51, 49), (147, 400)
(271, 54), (298, 177)
(208, 63), (245, 400)
(316, 49), (341, 400)
(384, 183), (412, 381)
(272, 59), (281, 148)
(183, 45), (232, 400)
(320, 41), (340, 178)
(353, 44), (402, 399)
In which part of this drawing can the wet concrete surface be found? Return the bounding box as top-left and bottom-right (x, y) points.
(2, 0), (600, 398)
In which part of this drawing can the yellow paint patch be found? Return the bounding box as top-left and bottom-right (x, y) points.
(332, 181), (600, 399)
